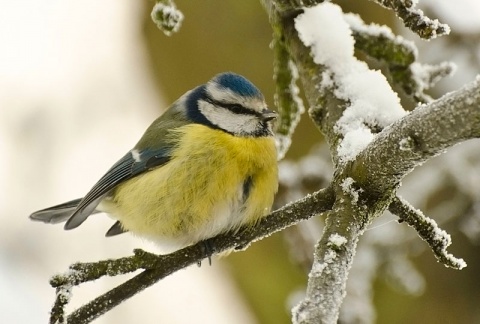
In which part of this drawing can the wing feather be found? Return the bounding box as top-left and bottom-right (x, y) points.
(64, 148), (171, 230)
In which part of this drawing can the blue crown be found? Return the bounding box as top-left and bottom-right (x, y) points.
(214, 72), (262, 98)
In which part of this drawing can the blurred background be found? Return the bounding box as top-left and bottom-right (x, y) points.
(1, 0), (479, 323)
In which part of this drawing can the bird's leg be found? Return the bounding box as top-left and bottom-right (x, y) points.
(197, 239), (215, 266)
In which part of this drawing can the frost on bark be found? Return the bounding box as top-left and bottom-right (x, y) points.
(263, 0), (478, 323)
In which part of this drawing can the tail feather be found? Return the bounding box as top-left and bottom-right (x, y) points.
(30, 198), (83, 224)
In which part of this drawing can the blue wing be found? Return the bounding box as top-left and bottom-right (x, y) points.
(63, 148), (171, 230)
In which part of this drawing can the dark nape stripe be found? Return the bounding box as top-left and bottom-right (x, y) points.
(185, 86), (223, 132)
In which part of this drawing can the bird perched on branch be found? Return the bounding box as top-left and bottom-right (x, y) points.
(30, 72), (278, 254)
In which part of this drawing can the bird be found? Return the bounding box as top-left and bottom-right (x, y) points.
(30, 72), (278, 254)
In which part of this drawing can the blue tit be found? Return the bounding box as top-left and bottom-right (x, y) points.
(30, 72), (278, 253)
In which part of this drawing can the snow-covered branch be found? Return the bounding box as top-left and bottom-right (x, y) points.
(367, 0), (450, 39)
(346, 14), (455, 103)
(389, 196), (466, 269)
(262, 1), (479, 323)
(267, 0), (450, 40)
(353, 76), (480, 197)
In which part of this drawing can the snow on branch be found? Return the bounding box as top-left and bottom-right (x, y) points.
(261, 0), (479, 322)
(49, 249), (175, 324)
(292, 230), (352, 324)
(407, 62), (456, 102)
(353, 76), (480, 198)
(389, 196), (467, 269)
(294, 3), (407, 164)
(367, 0), (450, 39)
(151, 0), (184, 36)
(269, 0), (450, 40)
(345, 13), (418, 66)
(345, 13), (455, 103)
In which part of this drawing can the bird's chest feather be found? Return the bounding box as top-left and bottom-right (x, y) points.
(109, 125), (278, 249)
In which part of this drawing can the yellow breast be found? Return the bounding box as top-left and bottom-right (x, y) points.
(102, 124), (278, 251)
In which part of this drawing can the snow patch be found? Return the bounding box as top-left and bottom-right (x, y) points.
(340, 177), (363, 205)
(399, 137), (414, 151)
(295, 3), (407, 163)
(344, 13), (418, 58)
(329, 233), (347, 248)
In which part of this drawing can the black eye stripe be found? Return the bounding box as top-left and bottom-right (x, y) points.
(228, 104), (247, 114)
(204, 96), (261, 117)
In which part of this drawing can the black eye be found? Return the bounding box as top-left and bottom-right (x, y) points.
(229, 104), (246, 114)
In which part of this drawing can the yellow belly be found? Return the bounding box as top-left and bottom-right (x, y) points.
(101, 124), (278, 251)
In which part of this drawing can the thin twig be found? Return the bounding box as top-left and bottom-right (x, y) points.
(273, 33), (305, 159)
(367, 0), (450, 39)
(389, 196), (466, 269)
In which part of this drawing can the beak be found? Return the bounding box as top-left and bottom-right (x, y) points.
(261, 109), (278, 122)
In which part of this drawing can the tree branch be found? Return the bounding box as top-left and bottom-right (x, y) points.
(50, 187), (335, 324)
(261, 2), (479, 323)
(292, 76), (480, 323)
(293, 190), (369, 323)
(268, 0), (450, 40)
(273, 33), (305, 160)
(345, 14), (455, 104)
(352, 76), (480, 200)
(273, 8), (350, 166)
(389, 196), (466, 269)
(367, 0), (450, 39)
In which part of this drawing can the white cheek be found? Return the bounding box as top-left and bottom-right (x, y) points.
(198, 101), (259, 135)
